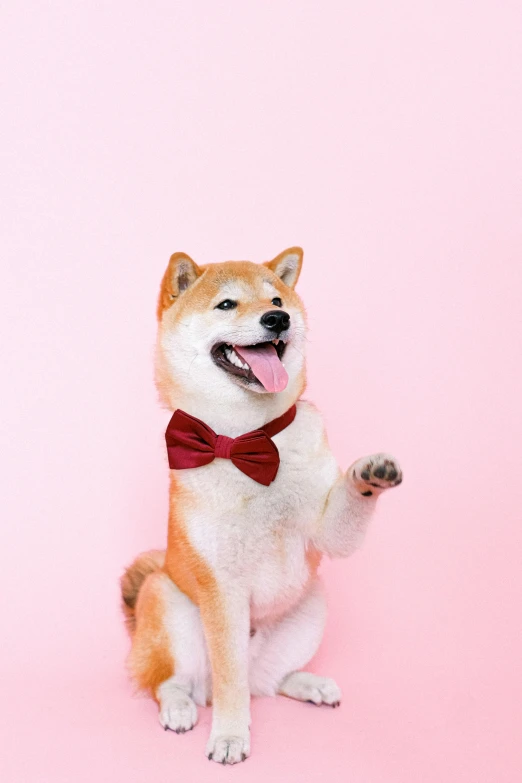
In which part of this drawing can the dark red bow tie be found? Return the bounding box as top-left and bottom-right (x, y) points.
(165, 405), (297, 486)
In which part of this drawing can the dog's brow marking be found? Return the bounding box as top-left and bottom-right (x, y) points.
(212, 281), (248, 297)
(262, 280), (278, 294)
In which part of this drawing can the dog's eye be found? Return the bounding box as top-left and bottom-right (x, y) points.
(215, 299), (237, 310)
(271, 297), (283, 307)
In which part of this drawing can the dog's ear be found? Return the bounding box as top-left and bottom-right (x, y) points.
(264, 247), (303, 289)
(157, 252), (202, 318)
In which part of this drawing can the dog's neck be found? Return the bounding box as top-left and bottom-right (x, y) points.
(168, 385), (302, 437)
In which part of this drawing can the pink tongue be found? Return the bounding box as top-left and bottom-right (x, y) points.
(233, 343), (289, 392)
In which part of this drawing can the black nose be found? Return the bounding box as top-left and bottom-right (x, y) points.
(260, 310), (290, 334)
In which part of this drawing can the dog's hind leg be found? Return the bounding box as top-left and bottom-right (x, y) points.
(249, 578), (341, 706)
(127, 570), (210, 733)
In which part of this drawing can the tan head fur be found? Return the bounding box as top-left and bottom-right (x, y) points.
(155, 248), (307, 432)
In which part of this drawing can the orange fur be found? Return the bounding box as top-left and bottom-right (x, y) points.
(127, 571), (175, 696)
(157, 252), (202, 319)
(127, 248), (308, 713)
(125, 470), (319, 702)
(306, 545), (323, 579)
(120, 549), (166, 634)
(118, 246), (399, 763)
(263, 246), (303, 288)
(158, 255), (304, 323)
(163, 475), (212, 607)
(163, 476), (241, 707)
(155, 254), (307, 408)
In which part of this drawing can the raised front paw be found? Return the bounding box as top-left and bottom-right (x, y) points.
(206, 731), (251, 765)
(351, 453), (402, 496)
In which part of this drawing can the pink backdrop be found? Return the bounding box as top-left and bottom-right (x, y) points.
(2, 2), (521, 781)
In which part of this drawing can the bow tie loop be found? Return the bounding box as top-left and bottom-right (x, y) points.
(165, 405), (297, 486)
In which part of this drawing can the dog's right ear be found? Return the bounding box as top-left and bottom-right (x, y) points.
(157, 252), (202, 319)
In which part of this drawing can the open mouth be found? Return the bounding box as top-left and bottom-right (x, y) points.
(211, 339), (289, 392)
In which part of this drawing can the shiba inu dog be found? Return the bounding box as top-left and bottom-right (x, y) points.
(121, 247), (402, 764)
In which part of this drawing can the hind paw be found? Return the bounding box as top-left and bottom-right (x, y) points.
(279, 671), (342, 706)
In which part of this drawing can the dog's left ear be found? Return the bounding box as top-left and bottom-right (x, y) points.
(157, 252), (202, 319)
(264, 247), (303, 289)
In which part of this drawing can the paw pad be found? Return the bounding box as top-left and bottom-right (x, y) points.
(353, 453), (403, 494)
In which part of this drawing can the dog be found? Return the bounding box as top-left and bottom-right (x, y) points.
(121, 247), (402, 764)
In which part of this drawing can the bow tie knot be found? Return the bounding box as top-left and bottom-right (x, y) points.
(215, 434), (233, 460)
(165, 405), (297, 486)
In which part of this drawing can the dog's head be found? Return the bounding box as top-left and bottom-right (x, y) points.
(155, 248), (307, 419)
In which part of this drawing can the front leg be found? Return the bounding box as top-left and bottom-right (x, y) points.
(200, 584), (251, 765)
(313, 453), (402, 558)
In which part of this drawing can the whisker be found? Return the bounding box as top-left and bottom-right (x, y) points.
(186, 351), (199, 377)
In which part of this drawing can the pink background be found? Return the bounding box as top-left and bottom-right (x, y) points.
(2, 2), (521, 780)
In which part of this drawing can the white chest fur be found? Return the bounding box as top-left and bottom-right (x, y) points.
(172, 401), (340, 619)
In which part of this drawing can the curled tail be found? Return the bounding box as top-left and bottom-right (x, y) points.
(120, 549), (166, 634)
